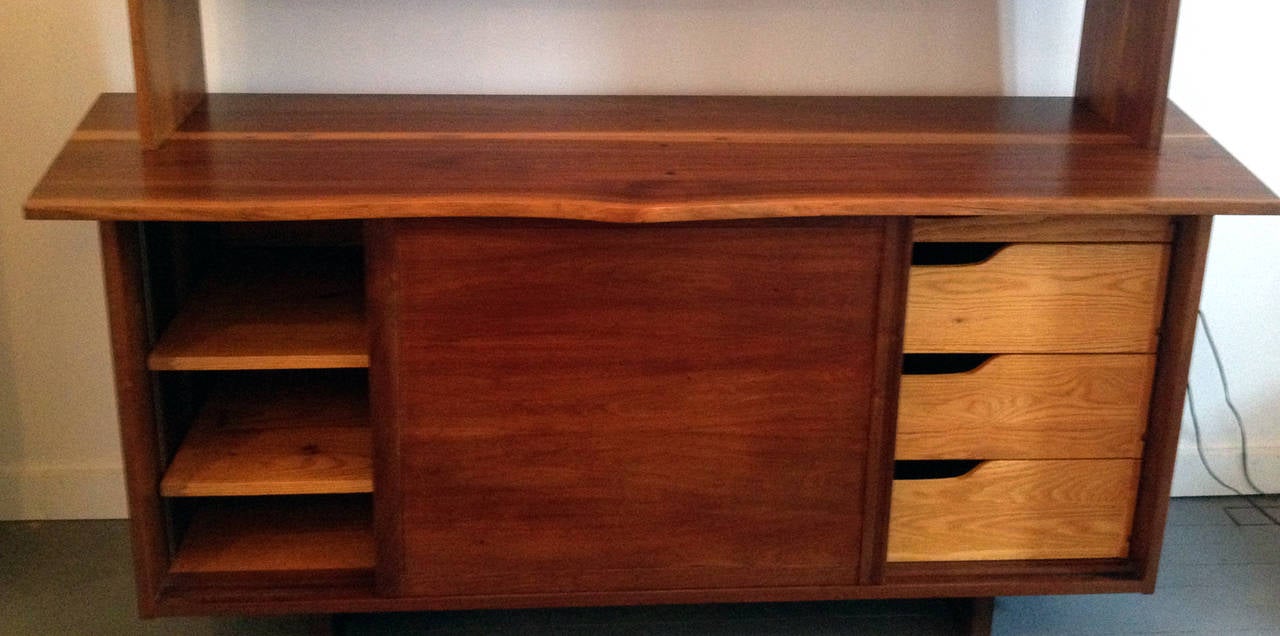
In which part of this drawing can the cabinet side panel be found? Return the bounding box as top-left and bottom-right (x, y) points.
(1076, 0), (1182, 148)
(387, 219), (886, 598)
(1129, 215), (1212, 589)
(128, 0), (206, 148)
(99, 221), (169, 616)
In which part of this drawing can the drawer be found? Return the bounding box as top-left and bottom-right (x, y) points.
(912, 215), (1174, 243)
(897, 354), (1154, 460)
(904, 243), (1169, 353)
(888, 459), (1140, 562)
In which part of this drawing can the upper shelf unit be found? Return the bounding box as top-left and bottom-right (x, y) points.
(24, 94), (1280, 222)
(21, 1), (1280, 222)
(124, 0), (1182, 149)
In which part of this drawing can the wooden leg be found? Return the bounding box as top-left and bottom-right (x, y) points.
(954, 597), (995, 636)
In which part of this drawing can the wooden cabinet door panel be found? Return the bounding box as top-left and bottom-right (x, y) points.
(373, 218), (897, 597)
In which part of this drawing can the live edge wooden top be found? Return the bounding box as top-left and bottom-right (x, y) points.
(24, 94), (1280, 222)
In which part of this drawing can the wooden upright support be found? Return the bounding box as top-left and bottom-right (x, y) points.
(1076, 0), (1183, 149)
(128, 0), (206, 149)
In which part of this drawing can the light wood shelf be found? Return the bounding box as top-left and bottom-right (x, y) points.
(148, 247), (368, 371)
(161, 372), (371, 497)
(169, 496), (374, 575)
(25, 94), (1280, 223)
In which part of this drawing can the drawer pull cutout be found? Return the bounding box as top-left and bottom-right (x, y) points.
(902, 353), (992, 375)
(894, 460), (983, 480)
(911, 243), (1005, 266)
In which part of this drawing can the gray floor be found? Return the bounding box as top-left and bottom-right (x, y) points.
(2, 496), (1277, 635)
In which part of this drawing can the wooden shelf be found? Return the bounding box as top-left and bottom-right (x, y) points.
(25, 94), (1280, 223)
(148, 247), (367, 371)
(161, 372), (371, 497)
(169, 496), (374, 576)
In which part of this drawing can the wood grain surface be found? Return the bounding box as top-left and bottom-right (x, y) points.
(365, 220), (405, 598)
(127, 0), (205, 148)
(913, 215), (1173, 243)
(1076, 0), (1182, 148)
(859, 218), (914, 585)
(148, 247), (368, 370)
(904, 243), (1168, 353)
(888, 459), (1141, 562)
(381, 218), (889, 597)
(99, 222), (170, 617)
(24, 95), (1280, 222)
(77, 94), (1134, 139)
(897, 354), (1154, 460)
(160, 372), (371, 497)
(169, 496), (374, 574)
(1128, 215), (1214, 588)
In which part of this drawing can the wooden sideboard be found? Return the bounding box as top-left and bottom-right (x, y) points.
(22, 2), (1280, 632)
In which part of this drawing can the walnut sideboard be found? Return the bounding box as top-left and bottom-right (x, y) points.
(21, 2), (1280, 632)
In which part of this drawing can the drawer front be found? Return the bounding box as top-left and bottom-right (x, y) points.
(904, 243), (1169, 353)
(912, 215), (1174, 243)
(897, 354), (1154, 460)
(887, 459), (1141, 562)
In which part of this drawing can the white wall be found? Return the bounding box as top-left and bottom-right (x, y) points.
(1168, 3), (1280, 496)
(0, 1), (135, 519)
(0, 0), (1274, 519)
(199, 0), (1083, 96)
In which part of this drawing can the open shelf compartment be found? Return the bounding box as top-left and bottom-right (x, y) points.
(169, 495), (375, 582)
(160, 370), (372, 497)
(148, 244), (368, 371)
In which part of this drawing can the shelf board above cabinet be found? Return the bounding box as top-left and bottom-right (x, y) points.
(148, 247), (367, 371)
(161, 371), (371, 497)
(24, 94), (1280, 223)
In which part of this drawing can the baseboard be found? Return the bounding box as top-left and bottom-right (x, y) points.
(1172, 443), (1280, 497)
(0, 463), (127, 520)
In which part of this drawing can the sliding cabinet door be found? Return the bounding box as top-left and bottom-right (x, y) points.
(370, 218), (904, 599)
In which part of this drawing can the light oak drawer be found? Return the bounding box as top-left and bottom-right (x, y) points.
(904, 243), (1169, 353)
(887, 459), (1140, 562)
(912, 215), (1174, 243)
(897, 354), (1154, 460)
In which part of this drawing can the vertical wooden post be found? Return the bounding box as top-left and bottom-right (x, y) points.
(100, 221), (170, 617)
(365, 220), (405, 598)
(128, 0), (206, 149)
(1076, 0), (1183, 149)
(1129, 215), (1213, 589)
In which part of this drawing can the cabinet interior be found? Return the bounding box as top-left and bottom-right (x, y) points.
(138, 222), (374, 587)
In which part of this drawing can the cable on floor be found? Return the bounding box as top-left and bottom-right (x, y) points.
(1187, 309), (1279, 524)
